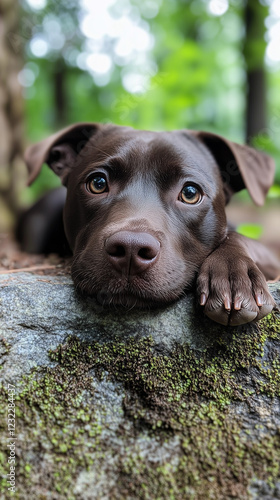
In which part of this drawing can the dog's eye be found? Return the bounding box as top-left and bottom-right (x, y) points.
(87, 175), (108, 194)
(180, 184), (202, 204)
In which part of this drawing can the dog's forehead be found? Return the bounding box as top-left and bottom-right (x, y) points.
(85, 127), (218, 179)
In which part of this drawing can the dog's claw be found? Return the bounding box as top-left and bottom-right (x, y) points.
(200, 293), (207, 306)
(233, 297), (242, 311)
(255, 293), (263, 307)
(224, 297), (231, 311)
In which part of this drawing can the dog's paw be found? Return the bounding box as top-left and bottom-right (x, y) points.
(197, 254), (275, 326)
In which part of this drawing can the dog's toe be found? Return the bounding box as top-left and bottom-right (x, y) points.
(204, 306), (230, 326)
(228, 308), (258, 326)
(255, 303), (275, 321)
(204, 300), (258, 326)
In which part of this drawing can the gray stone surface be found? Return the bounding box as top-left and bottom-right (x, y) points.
(0, 272), (251, 382)
(0, 272), (279, 500)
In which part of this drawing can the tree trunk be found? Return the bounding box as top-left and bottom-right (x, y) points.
(243, 0), (268, 144)
(0, 0), (24, 227)
(53, 58), (67, 127)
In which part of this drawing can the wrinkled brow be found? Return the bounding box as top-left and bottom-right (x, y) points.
(76, 156), (132, 185)
(145, 141), (196, 186)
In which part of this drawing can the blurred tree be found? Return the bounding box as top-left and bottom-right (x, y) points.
(243, 0), (268, 143)
(126, 0), (245, 138)
(21, 0), (84, 128)
(0, 0), (24, 226)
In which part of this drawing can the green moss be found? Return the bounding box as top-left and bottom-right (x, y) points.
(0, 348), (104, 498)
(0, 337), (11, 367)
(0, 312), (279, 499)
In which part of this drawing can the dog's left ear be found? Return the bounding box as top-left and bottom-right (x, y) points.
(190, 131), (275, 206)
(24, 122), (99, 185)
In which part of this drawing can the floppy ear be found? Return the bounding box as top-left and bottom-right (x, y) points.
(24, 122), (99, 185)
(190, 131), (275, 206)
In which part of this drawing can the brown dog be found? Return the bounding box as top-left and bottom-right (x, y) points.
(23, 123), (279, 326)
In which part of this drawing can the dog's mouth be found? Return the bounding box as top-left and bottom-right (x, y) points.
(75, 275), (185, 310)
(96, 290), (160, 309)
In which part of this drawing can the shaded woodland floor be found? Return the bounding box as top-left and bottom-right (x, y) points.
(0, 233), (71, 276)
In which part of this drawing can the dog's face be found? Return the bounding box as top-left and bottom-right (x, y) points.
(65, 127), (227, 307)
(25, 123), (274, 308)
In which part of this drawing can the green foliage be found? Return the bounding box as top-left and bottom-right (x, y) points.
(237, 223), (263, 240)
(268, 185), (280, 199)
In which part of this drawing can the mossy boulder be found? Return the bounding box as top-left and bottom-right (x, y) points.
(0, 273), (279, 499)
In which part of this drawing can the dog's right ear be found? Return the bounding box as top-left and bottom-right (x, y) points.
(24, 123), (99, 185)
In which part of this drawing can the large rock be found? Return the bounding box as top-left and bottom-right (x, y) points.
(0, 272), (279, 500)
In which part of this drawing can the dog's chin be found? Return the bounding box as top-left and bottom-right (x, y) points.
(75, 277), (184, 310)
(96, 292), (162, 309)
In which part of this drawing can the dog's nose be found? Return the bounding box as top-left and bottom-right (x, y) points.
(105, 231), (160, 276)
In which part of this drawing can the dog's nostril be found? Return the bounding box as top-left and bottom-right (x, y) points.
(108, 245), (126, 257)
(138, 247), (155, 260)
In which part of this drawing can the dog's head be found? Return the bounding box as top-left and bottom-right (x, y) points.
(25, 123), (274, 307)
